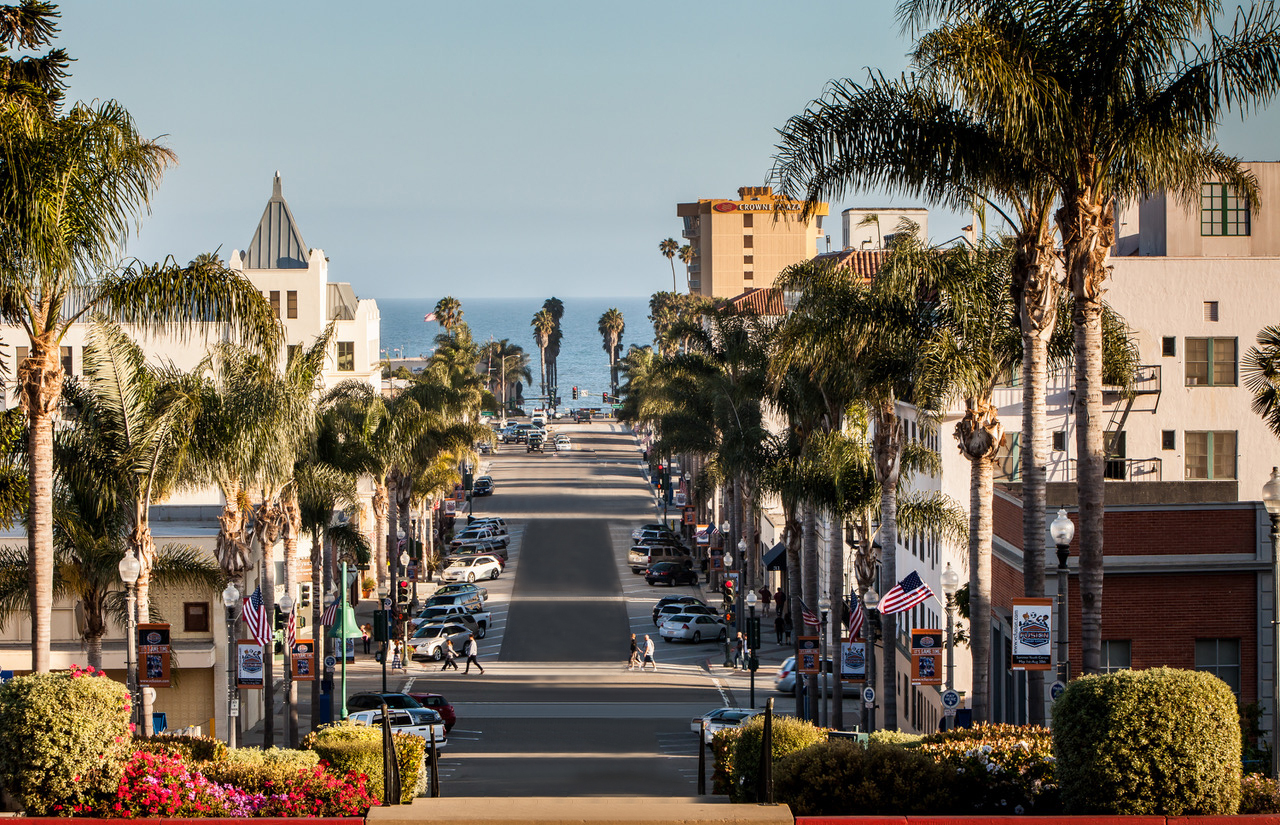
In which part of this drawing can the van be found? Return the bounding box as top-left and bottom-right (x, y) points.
(629, 544), (692, 573)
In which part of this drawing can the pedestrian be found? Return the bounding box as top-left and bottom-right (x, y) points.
(641, 634), (656, 671)
(733, 632), (746, 669)
(361, 624), (371, 654)
(783, 613), (793, 644)
(758, 586), (772, 616)
(391, 641), (403, 672)
(774, 588), (787, 616)
(441, 640), (459, 671)
(774, 613), (785, 645)
(464, 634), (485, 674)
(627, 633), (639, 670)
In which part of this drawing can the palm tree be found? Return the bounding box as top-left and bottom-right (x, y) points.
(542, 299), (564, 400)
(904, 0), (1280, 675)
(1245, 326), (1280, 439)
(434, 297), (463, 336)
(0, 101), (279, 672)
(479, 339), (532, 420)
(659, 238), (680, 292)
(679, 245), (694, 289)
(598, 308), (625, 397)
(531, 309), (555, 402)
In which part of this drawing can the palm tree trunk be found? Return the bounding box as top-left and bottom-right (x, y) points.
(1074, 298), (1105, 675)
(310, 524), (322, 732)
(86, 631), (104, 672)
(131, 521), (157, 735)
(801, 502), (819, 721)
(828, 508), (845, 730)
(260, 528), (277, 749)
(386, 473), (400, 584)
(282, 491), (300, 748)
(784, 516), (803, 718)
(969, 454), (995, 723)
(873, 404), (902, 730)
(22, 352), (59, 672)
(1022, 324), (1052, 723)
(373, 481), (389, 590)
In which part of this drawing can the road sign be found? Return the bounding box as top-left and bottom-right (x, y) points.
(324, 655), (336, 670)
(1051, 680), (1067, 700)
(862, 686), (875, 707)
(941, 688), (960, 716)
(382, 597), (392, 610)
(230, 699), (240, 717)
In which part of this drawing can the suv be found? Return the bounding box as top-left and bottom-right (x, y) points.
(425, 592), (485, 613)
(775, 656), (838, 696)
(472, 477), (493, 496)
(629, 544), (692, 573)
(348, 707), (446, 748)
(347, 692), (422, 711)
(574, 411), (591, 423)
(527, 433), (545, 452)
(645, 561), (699, 587)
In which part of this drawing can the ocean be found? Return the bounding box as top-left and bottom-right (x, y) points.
(377, 297), (654, 409)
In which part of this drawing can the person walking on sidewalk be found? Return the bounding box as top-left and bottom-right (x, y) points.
(733, 632), (746, 669)
(774, 588), (787, 617)
(441, 640), (459, 671)
(464, 634), (485, 674)
(641, 635), (656, 671)
(627, 633), (640, 670)
(758, 586), (773, 616)
(783, 613), (793, 644)
(774, 613), (786, 645)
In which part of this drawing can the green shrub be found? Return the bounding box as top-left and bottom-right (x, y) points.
(1241, 774), (1280, 814)
(776, 739), (954, 815)
(711, 727), (743, 796)
(918, 723), (1058, 814)
(303, 720), (424, 803)
(0, 665), (133, 815)
(132, 732), (229, 763)
(730, 714), (827, 802)
(1053, 666), (1241, 815)
(869, 729), (923, 747)
(201, 747), (322, 793)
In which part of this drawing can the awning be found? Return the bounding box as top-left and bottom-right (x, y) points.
(763, 541), (787, 571)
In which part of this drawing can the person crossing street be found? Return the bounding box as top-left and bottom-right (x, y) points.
(464, 634), (485, 674)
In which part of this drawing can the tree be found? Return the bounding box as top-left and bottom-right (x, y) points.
(531, 309), (555, 401)
(542, 299), (564, 402)
(479, 338), (532, 418)
(1245, 325), (1280, 439)
(433, 296), (463, 335)
(659, 238), (680, 293)
(598, 308), (625, 398)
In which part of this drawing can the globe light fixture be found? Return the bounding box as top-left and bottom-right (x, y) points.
(118, 553), (140, 585)
(940, 564), (961, 596)
(222, 582), (240, 608)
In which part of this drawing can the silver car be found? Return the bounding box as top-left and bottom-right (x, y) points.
(410, 621), (473, 660)
(660, 613), (729, 644)
(690, 707), (762, 743)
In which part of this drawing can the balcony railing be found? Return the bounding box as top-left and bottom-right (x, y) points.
(1059, 456), (1163, 481)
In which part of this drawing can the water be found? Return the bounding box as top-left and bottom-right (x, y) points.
(377, 296), (654, 408)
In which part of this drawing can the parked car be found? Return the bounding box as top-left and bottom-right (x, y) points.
(645, 561), (699, 587)
(411, 604), (492, 637)
(469, 516), (506, 530)
(452, 531), (508, 549)
(473, 477), (493, 496)
(652, 595), (710, 624)
(430, 582), (487, 603)
(347, 707), (446, 748)
(774, 655), (838, 696)
(448, 543), (508, 564)
(527, 433), (545, 453)
(425, 591), (486, 613)
(407, 692), (456, 732)
(574, 411), (591, 423)
(410, 621), (474, 661)
(632, 523), (677, 541)
(554, 435), (572, 451)
(660, 613), (729, 644)
(653, 602), (719, 626)
(347, 692), (422, 711)
(691, 707), (762, 743)
(443, 555), (502, 582)
(629, 544), (692, 573)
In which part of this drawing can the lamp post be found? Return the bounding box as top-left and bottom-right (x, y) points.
(862, 588), (879, 733)
(221, 581), (240, 748)
(378, 583), (389, 692)
(736, 538), (747, 638)
(339, 560), (351, 719)
(1050, 509), (1076, 686)
(718, 520), (729, 590)
(818, 596), (831, 727)
(399, 550), (411, 648)
(118, 554), (141, 733)
(746, 590), (758, 707)
(1262, 467), (1280, 780)
(940, 564), (961, 731)
(279, 591), (297, 747)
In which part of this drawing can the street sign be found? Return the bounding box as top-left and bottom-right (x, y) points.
(382, 598), (392, 610)
(862, 686), (875, 707)
(324, 655), (336, 670)
(230, 699), (240, 717)
(941, 688), (960, 716)
(1051, 680), (1067, 700)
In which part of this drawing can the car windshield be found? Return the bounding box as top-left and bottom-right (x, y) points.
(666, 614), (696, 623)
(413, 625), (459, 639)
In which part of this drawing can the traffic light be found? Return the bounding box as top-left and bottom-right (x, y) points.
(397, 580), (410, 605)
(299, 583), (311, 608)
(572, 386), (578, 399)
(602, 392), (611, 404)
(373, 610), (390, 642)
(273, 605), (284, 632)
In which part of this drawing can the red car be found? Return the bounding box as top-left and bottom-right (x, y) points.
(409, 692), (456, 732)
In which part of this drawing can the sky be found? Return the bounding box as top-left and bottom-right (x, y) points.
(56, 1), (1280, 301)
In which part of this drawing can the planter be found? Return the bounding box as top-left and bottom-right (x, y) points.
(14, 819), (364, 825)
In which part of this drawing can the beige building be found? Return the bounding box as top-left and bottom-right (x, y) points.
(678, 186), (828, 297)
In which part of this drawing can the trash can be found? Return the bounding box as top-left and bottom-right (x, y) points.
(152, 712), (167, 734)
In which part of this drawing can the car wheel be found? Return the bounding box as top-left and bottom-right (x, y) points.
(477, 625), (486, 639)
(467, 573), (476, 582)
(490, 569), (499, 579)
(692, 632), (701, 644)
(717, 629), (728, 643)
(662, 635), (671, 642)
(433, 647), (444, 661)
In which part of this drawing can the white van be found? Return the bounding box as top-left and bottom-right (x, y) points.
(629, 544), (692, 573)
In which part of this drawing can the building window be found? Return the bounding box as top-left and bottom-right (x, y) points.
(15, 346), (26, 367)
(270, 290), (281, 318)
(1201, 183), (1250, 236)
(60, 346), (72, 377)
(1052, 431), (1067, 452)
(996, 431), (1021, 481)
(1204, 301), (1219, 322)
(1162, 430), (1176, 450)
(1185, 430), (1236, 480)
(337, 341), (355, 372)
(1185, 337), (1236, 386)
(183, 602), (209, 633)
(743, 235), (754, 249)
(1195, 638), (1241, 694)
(1100, 640), (1131, 673)
(1162, 336), (1177, 357)
(743, 255), (754, 265)
(287, 290), (298, 319)
(743, 214), (754, 228)
(1104, 430), (1126, 480)
(744, 271), (754, 280)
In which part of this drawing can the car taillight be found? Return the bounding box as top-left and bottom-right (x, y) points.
(681, 623), (690, 629)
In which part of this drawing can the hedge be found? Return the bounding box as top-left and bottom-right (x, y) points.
(1053, 666), (1241, 815)
(133, 732), (229, 763)
(303, 719), (425, 803)
(776, 739), (953, 815)
(200, 747), (322, 793)
(729, 714), (827, 802)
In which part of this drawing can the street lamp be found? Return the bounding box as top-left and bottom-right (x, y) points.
(279, 591), (297, 747)
(818, 595), (831, 727)
(221, 582), (239, 747)
(1262, 467), (1280, 779)
(940, 564), (961, 731)
(1050, 508), (1076, 686)
(398, 551), (411, 648)
(862, 587), (879, 734)
(746, 590), (759, 708)
(118, 553), (141, 732)
(736, 537), (747, 638)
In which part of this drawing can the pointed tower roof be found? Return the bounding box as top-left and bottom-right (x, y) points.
(244, 172), (310, 269)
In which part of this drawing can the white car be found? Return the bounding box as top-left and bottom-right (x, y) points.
(660, 613), (729, 644)
(348, 707), (447, 748)
(443, 555), (502, 582)
(554, 436), (572, 451)
(690, 707), (762, 743)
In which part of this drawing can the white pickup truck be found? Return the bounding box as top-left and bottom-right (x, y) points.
(411, 603), (492, 638)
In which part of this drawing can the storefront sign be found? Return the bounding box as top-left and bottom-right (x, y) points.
(138, 623), (171, 688)
(291, 639), (316, 681)
(682, 506), (696, 525)
(840, 641), (866, 681)
(796, 635), (820, 674)
(236, 640), (265, 689)
(911, 629), (943, 686)
(1011, 597), (1054, 670)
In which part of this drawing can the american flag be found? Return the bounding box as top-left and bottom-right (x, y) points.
(849, 594), (865, 641)
(877, 571), (935, 616)
(423, 312), (437, 323)
(285, 602), (297, 653)
(241, 584), (271, 646)
(799, 600), (820, 630)
(320, 599), (339, 626)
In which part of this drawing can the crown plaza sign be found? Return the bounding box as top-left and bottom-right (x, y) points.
(713, 200), (807, 213)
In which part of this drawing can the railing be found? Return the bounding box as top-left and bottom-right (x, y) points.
(1061, 456), (1162, 481)
(1102, 364), (1161, 395)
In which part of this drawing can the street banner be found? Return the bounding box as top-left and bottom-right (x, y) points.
(841, 641), (866, 681)
(710, 554), (723, 572)
(1011, 597), (1054, 670)
(138, 623), (171, 688)
(797, 635), (820, 674)
(444, 500), (456, 515)
(682, 506), (696, 525)
(291, 639), (316, 681)
(911, 629), (943, 686)
(237, 640), (265, 689)
(673, 491), (687, 506)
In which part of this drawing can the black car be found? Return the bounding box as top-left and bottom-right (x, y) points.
(473, 478), (493, 496)
(347, 692), (423, 711)
(645, 561), (699, 587)
(652, 595), (710, 624)
(574, 411), (591, 423)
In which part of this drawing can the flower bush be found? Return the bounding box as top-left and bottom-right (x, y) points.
(776, 739), (954, 815)
(303, 719), (424, 804)
(132, 733), (229, 763)
(1241, 773), (1280, 814)
(710, 727), (742, 796)
(0, 664), (133, 815)
(918, 723), (1058, 814)
(200, 747), (322, 795)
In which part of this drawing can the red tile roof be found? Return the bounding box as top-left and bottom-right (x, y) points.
(720, 288), (787, 316)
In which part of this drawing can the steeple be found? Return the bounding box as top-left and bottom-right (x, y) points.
(244, 172), (309, 269)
